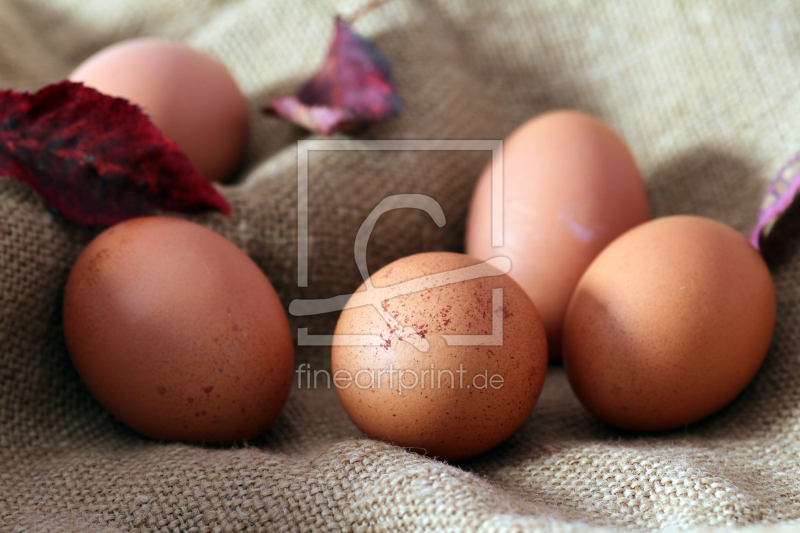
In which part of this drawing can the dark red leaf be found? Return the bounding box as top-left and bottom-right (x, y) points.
(0, 81), (231, 226)
(264, 17), (402, 135)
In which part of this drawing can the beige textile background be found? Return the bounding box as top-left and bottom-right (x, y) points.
(2, 0), (800, 531)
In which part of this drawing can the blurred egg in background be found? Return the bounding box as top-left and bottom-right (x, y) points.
(466, 110), (650, 359)
(70, 38), (249, 184)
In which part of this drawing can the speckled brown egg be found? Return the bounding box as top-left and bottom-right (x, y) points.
(63, 216), (294, 444)
(465, 110), (650, 359)
(332, 252), (548, 461)
(562, 215), (776, 431)
(69, 38), (249, 183)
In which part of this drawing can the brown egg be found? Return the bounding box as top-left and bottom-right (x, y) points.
(63, 216), (294, 444)
(332, 252), (548, 461)
(562, 215), (776, 431)
(465, 110), (650, 359)
(69, 38), (249, 183)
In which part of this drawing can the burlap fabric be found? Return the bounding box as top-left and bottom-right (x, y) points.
(2, 0), (800, 530)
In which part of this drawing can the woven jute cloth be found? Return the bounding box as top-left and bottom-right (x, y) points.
(3, 0), (800, 531)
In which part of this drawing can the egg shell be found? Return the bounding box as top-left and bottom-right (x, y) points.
(69, 38), (249, 184)
(465, 110), (650, 359)
(562, 215), (776, 431)
(332, 252), (548, 462)
(63, 216), (294, 444)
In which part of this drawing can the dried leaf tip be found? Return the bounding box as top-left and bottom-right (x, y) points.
(750, 154), (800, 250)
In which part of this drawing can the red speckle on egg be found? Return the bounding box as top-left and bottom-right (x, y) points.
(332, 252), (548, 461)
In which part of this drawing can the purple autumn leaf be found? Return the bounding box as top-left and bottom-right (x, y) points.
(750, 153), (800, 250)
(264, 17), (401, 135)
